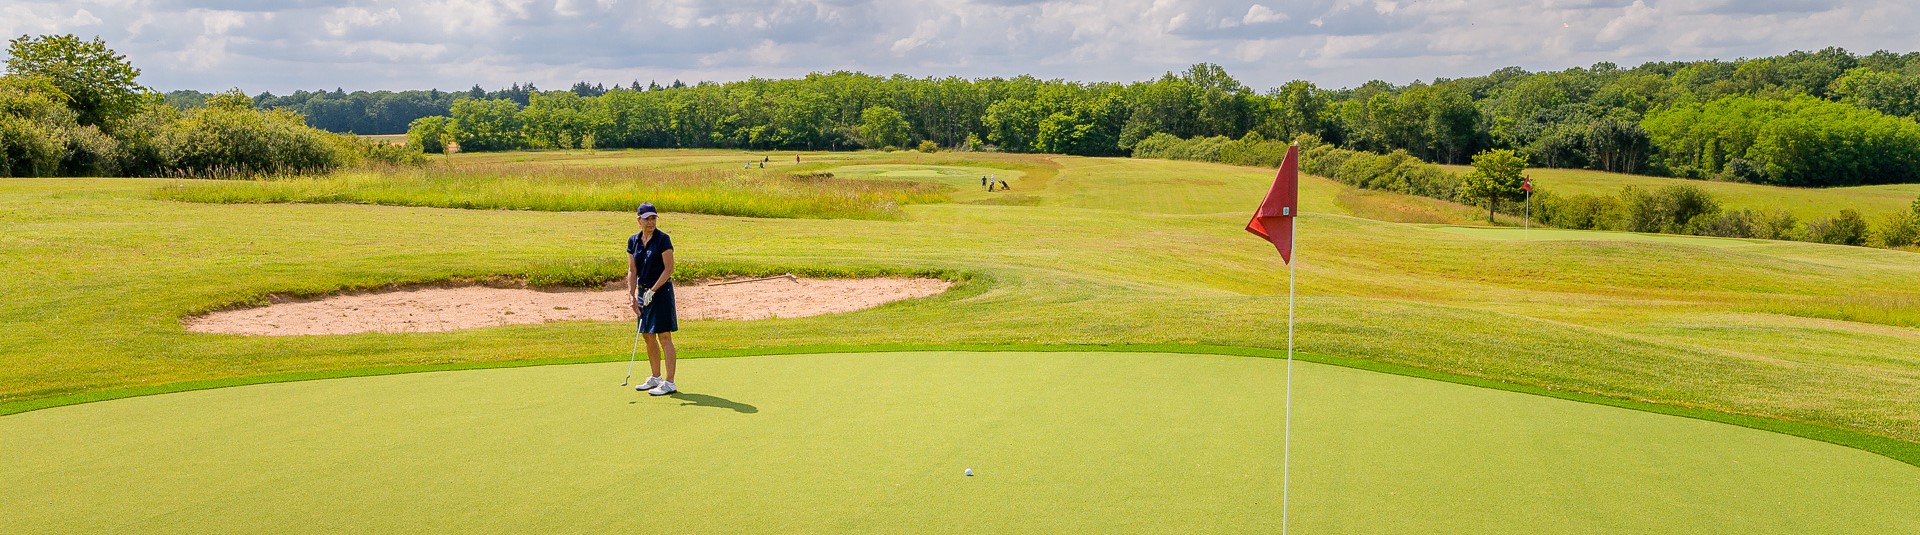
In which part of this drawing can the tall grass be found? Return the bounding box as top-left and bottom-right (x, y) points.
(1758, 294), (1920, 328)
(153, 163), (948, 220)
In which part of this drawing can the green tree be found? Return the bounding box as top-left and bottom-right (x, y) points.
(448, 97), (523, 151)
(204, 88), (251, 110)
(1254, 80), (1330, 142)
(0, 74), (79, 177)
(5, 35), (145, 128)
(406, 115), (452, 154)
(520, 91), (605, 149)
(1459, 149), (1528, 222)
(982, 98), (1038, 152)
(857, 105), (910, 149)
(1830, 68), (1920, 119)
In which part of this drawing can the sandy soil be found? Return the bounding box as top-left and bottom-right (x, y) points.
(185, 277), (951, 336)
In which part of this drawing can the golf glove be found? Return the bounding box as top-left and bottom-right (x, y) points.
(642, 290), (655, 307)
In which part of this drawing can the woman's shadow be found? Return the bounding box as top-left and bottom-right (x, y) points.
(669, 392), (758, 413)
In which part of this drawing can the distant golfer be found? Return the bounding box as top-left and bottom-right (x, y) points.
(628, 202), (678, 395)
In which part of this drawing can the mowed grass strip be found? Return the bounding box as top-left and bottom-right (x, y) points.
(4, 352), (1916, 534)
(4, 150), (1920, 454)
(152, 161), (949, 220)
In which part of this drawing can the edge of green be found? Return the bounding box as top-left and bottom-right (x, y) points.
(5, 343), (1915, 470)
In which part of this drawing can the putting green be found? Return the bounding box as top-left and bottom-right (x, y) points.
(1426, 225), (1771, 247)
(3, 352), (1916, 533)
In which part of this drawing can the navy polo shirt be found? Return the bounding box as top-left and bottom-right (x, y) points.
(627, 230), (674, 288)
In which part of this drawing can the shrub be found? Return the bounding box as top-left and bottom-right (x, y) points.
(1873, 211), (1919, 248)
(917, 139), (939, 153)
(1539, 193), (1623, 230)
(332, 133), (428, 167)
(157, 93), (345, 177)
(1752, 209), (1803, 241)
(0, 74), (77, 177)
(1713, 158), (1763, 183)
(1686, 209), (1759, 238)
(1807, 209), (1871, 246)
(1619, 184), (1720, 233)
(407, 116), (451, 154)
(61, 124), (122, 176)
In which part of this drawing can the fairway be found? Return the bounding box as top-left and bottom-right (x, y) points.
(1426, 225), (1771, 247)
(4, 351), (1916, 533)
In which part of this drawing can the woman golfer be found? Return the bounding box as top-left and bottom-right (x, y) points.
(628, 202), (678, 395)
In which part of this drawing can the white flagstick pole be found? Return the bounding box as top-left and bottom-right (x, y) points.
(1525, 187), (1530, 240)
(1282, 215), (1297, 534)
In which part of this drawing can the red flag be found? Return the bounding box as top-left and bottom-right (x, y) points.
(1246, 143), (1300, 264)
(1522, 175), (1533, 193)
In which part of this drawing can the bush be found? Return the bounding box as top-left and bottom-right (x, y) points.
(1619, 184), (1720, 233)
(1539, 193), (1623, 230)
(407, 115), (451, 154)
(61, 124), (122, 176)
(917, 139), (938, 153)
(0, 75), (77, 177)
(1807, 209), (1871, 245)
(1874, 211), (1919, 248)
(332, 133), (428, 167)
(1686, 209), (1759, 238)
(157, 95), (345, 177)
(1752, 209), (1802, 241)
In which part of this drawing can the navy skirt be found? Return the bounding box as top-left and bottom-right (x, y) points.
(638, 283), (678, 333)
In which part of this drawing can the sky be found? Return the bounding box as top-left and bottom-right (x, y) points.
(3, 0), (1916, 94)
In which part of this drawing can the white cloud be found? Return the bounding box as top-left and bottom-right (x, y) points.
(0, 5), (104, 37)
(0, 0), (1913, 94)
(323, 7), (401, 37)
(1243, 4), (1287, 24)
(1596, 0), (1657, 43)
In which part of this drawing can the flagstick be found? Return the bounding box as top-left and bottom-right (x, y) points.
(1525, 189), (1530, 240)
(1282, 216), (1296, 535)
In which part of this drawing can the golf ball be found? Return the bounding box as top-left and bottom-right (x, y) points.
(964, 469), (973, 476)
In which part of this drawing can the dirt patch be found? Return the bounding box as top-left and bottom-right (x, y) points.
(185, 277), (952, 336)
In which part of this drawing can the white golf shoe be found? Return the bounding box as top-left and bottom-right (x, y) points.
(647, 380), (677, 396)
(634, 376), (662, 391)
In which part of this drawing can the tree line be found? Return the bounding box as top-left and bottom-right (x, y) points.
(161, 80), (695, 136)
(378, 47), (1920, 187)
(2, 35), (421, 178)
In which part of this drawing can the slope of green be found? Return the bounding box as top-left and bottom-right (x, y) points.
(5, 352), (1916, 533)
(3, 150), (1918, 455)
(1439, 164), (1920, 220)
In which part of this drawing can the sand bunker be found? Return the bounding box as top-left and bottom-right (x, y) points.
(186, 277), (951, 336)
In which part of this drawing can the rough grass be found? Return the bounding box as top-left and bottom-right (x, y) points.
(1439, 164), (1920, 221)
(5, 150), (1919, 454)
(152, 161), (949, 220)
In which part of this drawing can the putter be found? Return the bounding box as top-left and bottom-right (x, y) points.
(620, 323), (640, 387)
